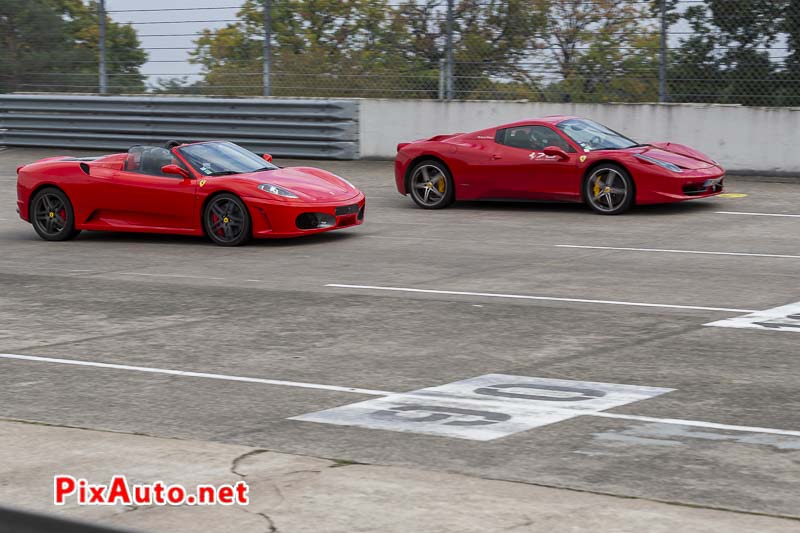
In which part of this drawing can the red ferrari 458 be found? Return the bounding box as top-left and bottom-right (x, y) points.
(16, 140), (365, 246)
(395, 116), (725, 214)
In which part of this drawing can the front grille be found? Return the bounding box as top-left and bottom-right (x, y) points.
(335, 204), (359, 216)
(683, 178), (724, 196)
(683, 183), (709, 196)
(296, 212), (336, 230)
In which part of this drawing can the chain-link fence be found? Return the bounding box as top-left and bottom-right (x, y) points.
(2, 0), (799, 105)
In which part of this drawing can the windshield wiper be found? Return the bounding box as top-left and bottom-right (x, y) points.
(208, 170), (241, 176)
(208, 167), (275, 176)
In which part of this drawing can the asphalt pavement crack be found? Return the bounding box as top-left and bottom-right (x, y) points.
(256, 511), (279, 533)
(504, 514), (533, 530)
(238, 508), (279, 533)
(230, 448), (270, 478)
(5, 317), (212, 354)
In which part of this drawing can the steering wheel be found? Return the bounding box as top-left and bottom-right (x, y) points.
(589, 135), (602, 147)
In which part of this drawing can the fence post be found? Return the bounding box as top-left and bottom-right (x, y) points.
(445, 0), (454, 100)
(98, 0), (107, 95)
(658, 0), (668, 103)
(439, 58), (445, 100)
(263, 0), (272, 97)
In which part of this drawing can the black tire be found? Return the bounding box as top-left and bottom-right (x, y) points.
(30, 187), (81, 241)
(408, 160), (455, 209)
(202, 193), (252, 246)
(583, 163), (635, 215)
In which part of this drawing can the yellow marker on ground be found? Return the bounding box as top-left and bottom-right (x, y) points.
(718, 193), (748, 199)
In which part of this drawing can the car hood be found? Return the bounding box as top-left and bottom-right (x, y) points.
(632, 143), (717, 170)
(234, 166), (359, 202)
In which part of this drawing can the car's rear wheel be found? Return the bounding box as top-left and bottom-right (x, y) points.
(584, 164), (635, 215)
(408, 160), (455, 209)
(30, 187), (81, 241)
(203, 193), (251, 246)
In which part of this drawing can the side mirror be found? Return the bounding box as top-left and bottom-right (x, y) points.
(262, 153), (273, 163)
(543, 146), (569, 161)
(161, 164), (190, 179)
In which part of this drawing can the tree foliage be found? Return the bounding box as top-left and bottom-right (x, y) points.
(190, 0), (664, 101)
(541, 0), (659, 102)
(162, 0), (800, 105)
(668, 0), (800, 105)
(0, 0), (146, 93)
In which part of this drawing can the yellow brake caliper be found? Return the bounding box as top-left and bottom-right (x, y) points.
(437, 175), (446, 193)
(593, 179), (602, 198)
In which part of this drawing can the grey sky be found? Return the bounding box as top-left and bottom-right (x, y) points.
(107, 0), (245, 86)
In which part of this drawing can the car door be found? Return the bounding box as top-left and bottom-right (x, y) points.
(97, 147), (197, 231)
(488, 125), (581, 201)
(455, 132), (523, 199)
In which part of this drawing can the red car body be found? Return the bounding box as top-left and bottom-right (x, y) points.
(17, 141), (365, 242)
(394, 115), (725, 210)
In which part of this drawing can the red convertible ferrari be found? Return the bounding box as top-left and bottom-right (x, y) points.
(394, 116), (725, 214)
(16, 141), (365, 246)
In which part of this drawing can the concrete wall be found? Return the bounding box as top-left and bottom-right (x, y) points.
(359, 100), (800, 174)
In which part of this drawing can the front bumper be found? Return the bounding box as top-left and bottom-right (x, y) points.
(243, 193), (366, 238)
(635, 167), (726, 205)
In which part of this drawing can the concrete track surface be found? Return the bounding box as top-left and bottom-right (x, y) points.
(0, 147), (798, 531)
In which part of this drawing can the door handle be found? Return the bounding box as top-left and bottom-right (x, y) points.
(491, 154), (502, 160)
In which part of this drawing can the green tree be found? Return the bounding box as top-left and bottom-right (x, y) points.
(669, 0), (782, 105)
(389, 0), (547, 98)
(541, 0), (660, 103)
(779, 0), (800, 105)
(191, 0), (547, 99)
(150, 76), (208, 95)
(70, 0), (148, 93)
(0, 0), (146, 94)
(667, 5), (722, 103)
(192, 0), (404, 97)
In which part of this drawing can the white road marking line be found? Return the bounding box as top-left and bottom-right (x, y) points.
(556, 244), (800, 260)
(3, 353), (798, 438)
(0, 354), (391, 396)
(716, 211), (800, 218)
(118, 272), (226, 281)
(705, 301), (800, 333)
(590, 412), (800, 437)
(325, 284), (757, 314)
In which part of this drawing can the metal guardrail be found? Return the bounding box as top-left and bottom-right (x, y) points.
(0, 95), (359, 159)
(0, 505), (140, 533)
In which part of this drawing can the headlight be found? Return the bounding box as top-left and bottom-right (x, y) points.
(258, 183), (299, 198)
(635, 154), (683, 173)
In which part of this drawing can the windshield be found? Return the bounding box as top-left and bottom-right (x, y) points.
(556, 119), (638, 151)
(178, 141), (278, 176)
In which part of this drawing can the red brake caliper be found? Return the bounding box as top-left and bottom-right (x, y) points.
(211, 213), (223, 236)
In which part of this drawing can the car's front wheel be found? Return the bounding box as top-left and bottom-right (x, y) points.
(30, 187), (81, 241)
(203, 193), (252, 246)
(408, 160), (455, 209)
(584, 164), (635, 215)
